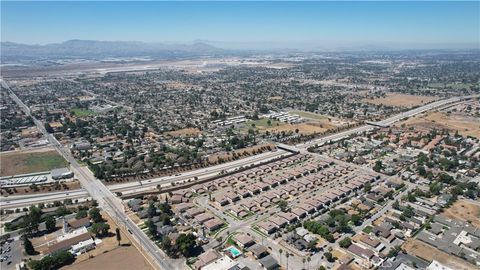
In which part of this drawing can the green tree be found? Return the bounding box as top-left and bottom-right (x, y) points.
(175, 233), (196, 257)
(339, 237), (352, 248)
(45, 216), (56, 232)
(23, 236), (36, 255)
(76, 210), (88, 219)
(90, 222), (110, 237)
(89, 207), (103, 223)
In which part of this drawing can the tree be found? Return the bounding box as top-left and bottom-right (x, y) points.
(76, 210), (88, 219)
(90, 222), (110, 237)
(175, 233), (196, 257)
(277, 200), (288, 212)
(364, 182), (372, 192)
(147, 202), (157, 218)
(116, 228), (121, 246)
(351, 214), (362, 226)
(45, 216), (56, 232)
(373, 160), (383, 172)
(279, 249), (283, 266)
(23, 236), (36, 255)
(339, 237), (352, 248)
(324, 251), (335, 262)
(89, 207), (103, 223)
(24, 206), (42, 235)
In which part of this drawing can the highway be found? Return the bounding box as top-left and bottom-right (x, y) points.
(298, 94), (479, 149)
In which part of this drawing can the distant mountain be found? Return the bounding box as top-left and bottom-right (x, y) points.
(1, 40), (224, 63)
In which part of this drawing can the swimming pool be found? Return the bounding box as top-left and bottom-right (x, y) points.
(226, 246), (242, 258)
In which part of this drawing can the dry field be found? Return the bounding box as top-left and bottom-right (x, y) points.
(442, 199), (480, 227)
(363, 93), (439, 108)
(62, 245), (153, 270)
(398, 112), (480, 138)
(403, 239), (477, 270)
(0, 180), (81, 196)
(265, 122), (334, 135)
(207, 143), (276, 164)
(0, 148), (67, 176)
(165, 127), (202, 137)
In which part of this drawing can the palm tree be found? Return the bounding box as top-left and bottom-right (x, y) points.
(286, 253), (290, 270)
(302, 257), (306, 269)
(279, 249), (283, 266)
(307, 256), (311, 269)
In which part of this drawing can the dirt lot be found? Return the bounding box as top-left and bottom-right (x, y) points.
(0, 148), (68, 176)
(265, 122), (334, 135)
(207, 143), (276, 164)
(398, 111), (480, 138)
(62, 245), (153, 270)
(363, 93), (439, 108)
(403, 239), (477, 270)
(0, 180), (81, 196)
(165, 127), (202, 137)
(442, 199), (480, 227)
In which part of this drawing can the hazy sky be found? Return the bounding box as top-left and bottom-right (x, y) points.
(2, 1), (479, 49)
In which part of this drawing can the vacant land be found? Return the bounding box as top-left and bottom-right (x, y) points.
(363, 93), (439, 108)
(244, 118), (284, 130)
(265, 122), (334, 135)
(404, 239), (477, 270)
(70, 108), (97, 117)
(207, 143), (275, 164)
(62, 245), (153, 270)
(165, 127), (201, 137)
(443, 199), (480, 227)
(0, 180), (81, 196)
(398, 112), (480, 138)
(289, 110), (330, 121)
(0, 149), (68, 176)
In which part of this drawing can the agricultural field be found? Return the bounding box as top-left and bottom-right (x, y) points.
(363, 93), (439, 108)
(403, 239), (478, 270)
(0, 148), (68, 176)
(442, 199), (480, 228)
(398, 111), (480, 138)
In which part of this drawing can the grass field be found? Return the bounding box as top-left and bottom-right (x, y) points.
(0, 149), (68, 176)
(70, 108), (97, 117)
(428, 82), (474, 90)
(398, 111), (480, 138)
(363, 93), (439, 108)
(244, 118), (284, 130)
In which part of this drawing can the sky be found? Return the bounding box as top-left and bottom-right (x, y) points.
(1, 1), (479, 50)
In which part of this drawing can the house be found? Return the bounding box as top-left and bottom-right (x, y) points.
(195, 213), (214, 224)
(67, 217), (91, 230)
(257, 220), (277, 235)
(71, 238), (96, 254)
(192, 249), (222, 270)
(186, 207), (205, 218)
(248, 244), (269, 259)
(259, 255), (279, 270)
(234, 234), (255, 248)
(204, 218), (224, 232)
(347, 244), (375, 261)
(277, 212), (298, 224)
(268, 215), (288, 228)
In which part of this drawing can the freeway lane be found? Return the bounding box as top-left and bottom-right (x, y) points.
(298, 94), (479, 149)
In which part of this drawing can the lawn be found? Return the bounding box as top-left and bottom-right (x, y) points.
(1, 150), (68, 176)
(70, 108), (97, 117)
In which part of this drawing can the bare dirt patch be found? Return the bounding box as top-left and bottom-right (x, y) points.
(442, 199), (480, 227)
(398, 112), (480, 138)
(363, 93), (439, 108)
(0, 180), (81, 196)
(1, 148), (68, 176)
(207, 143), (276, 164)
(403, 239), (477, 270)
(265, 122), (334, 135)
(165, 127), (201, 137)
(62, 245), (153, 270)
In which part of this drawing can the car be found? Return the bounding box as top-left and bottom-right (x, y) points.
(7, 261), (11, 265)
